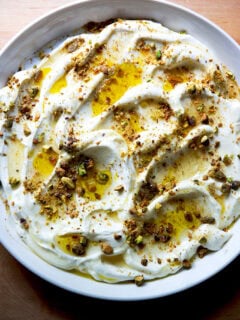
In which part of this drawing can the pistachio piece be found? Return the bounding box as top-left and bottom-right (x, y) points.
(114, 233), (122, 241)
(72, 244), (86, 256)
(135, 235), (143, 244)
(187, 116), (196, 126)
(42, 145), (52, 152)
(231, 180), (240, 190)
(200, 216), (215, 224)
(199, 237), (207, 244)
(197, 246), (208, 258)
(20, 218), (29, 230)
(34, 70), (43, 82)
(141, 258), (148, 266)
(182, 259), (192, 269)
(67, 40), (79, 53)
(96, 171), (109, 184)
(4, 118), (13, 129)
(78, 163), (87, 176)
(53, 107), (63, 120)
(200, 135), (209, 146)
(101, 242), (113, 255)
(184, 212), (193, 222)
(29, 87), (39, 98)
(156, 50), (162, 60)
(9, 177), (20, 188)
(61, 177), (75, 189)
(226, 71), (235, 80)
(114, 185), (124, 192)
(85, 158), (95, 169)
(23, 123), (31, 136)
(221, 183), (231, 194)
(223, 154), (232, 166)
(208, 169), (226, 182)
(188, 84), (196, 94)
(79, 235), (88, 246)
(134, 275), (144, 287)
(155, 203), (162, 210)
(76, 185), (85, 196)
(201, 113), (209, 124)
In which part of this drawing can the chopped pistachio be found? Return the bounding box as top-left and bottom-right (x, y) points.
(223, 154), (232, 166)
(199, 237), (207, 244)
(96, 171), (109, 184)
(200, 135), (209, 145)
(182, 259), (192, 269)
(221, 183), (231, 194)
(156, 50), (162, 60)
(135, 235), (143, 244)
(61, 176), (75, 189)
(53, 107), (63, 120)
(134, 275), (144, 286)
(201, 216), (215, 224)
(72, 243), (86, 256)
(226, 71), (235, 80)
(86, 181), (96, 192)
(197, 246), (208, 258)
(23, 123), (31, 136)
(4, 118), (13, 129)
(29, 87), (39, 98)
(184, 212), (193, 222)
(141, 258), (148, 266)
(155, 202), (162, 210)
(187, 116), (196, 126)
(9, 177), (20, 188)
(179, 30), (187, 34)
(214, 126), (219, 134)
(33, 70), (43, 82)
(20, 218), (29, 230)
(188, 84), (196, 94)
(231, 180), (240, 190)
(114, 185), (124, 192)
(201, 113), (209, 124)
(129, 207), (137, 215)
(85, 158), (95, 169)
(76, 185), (85, 196)
(114, 233), (122, 241)
(42, 145), (52, 152)
(79, 235), (88, 246)
(67, 40), (79, 53)
(197, 104), (205, 112)
(9, 101), (15, 110)
(78, 163), (87, 176)
(101, 242), (113, 254)
(208, 169), (226, 182)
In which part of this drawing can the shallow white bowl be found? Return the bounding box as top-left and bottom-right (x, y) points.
(0, 0), (239, 301)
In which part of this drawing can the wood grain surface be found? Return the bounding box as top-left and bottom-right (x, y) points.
(0, 1), (239, 319)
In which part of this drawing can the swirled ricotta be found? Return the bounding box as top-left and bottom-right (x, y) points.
(1, 19), (240, 284)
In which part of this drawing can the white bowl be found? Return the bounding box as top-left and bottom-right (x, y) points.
(0, 0), (239, 301)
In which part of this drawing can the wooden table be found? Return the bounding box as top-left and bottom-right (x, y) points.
(0, 1), (239, 318)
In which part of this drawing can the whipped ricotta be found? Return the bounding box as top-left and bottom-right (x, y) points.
(0, 19), (240, 284)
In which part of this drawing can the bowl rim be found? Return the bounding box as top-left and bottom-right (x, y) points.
(0, 0), (240, 301)
(1, 0), (240, 59)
